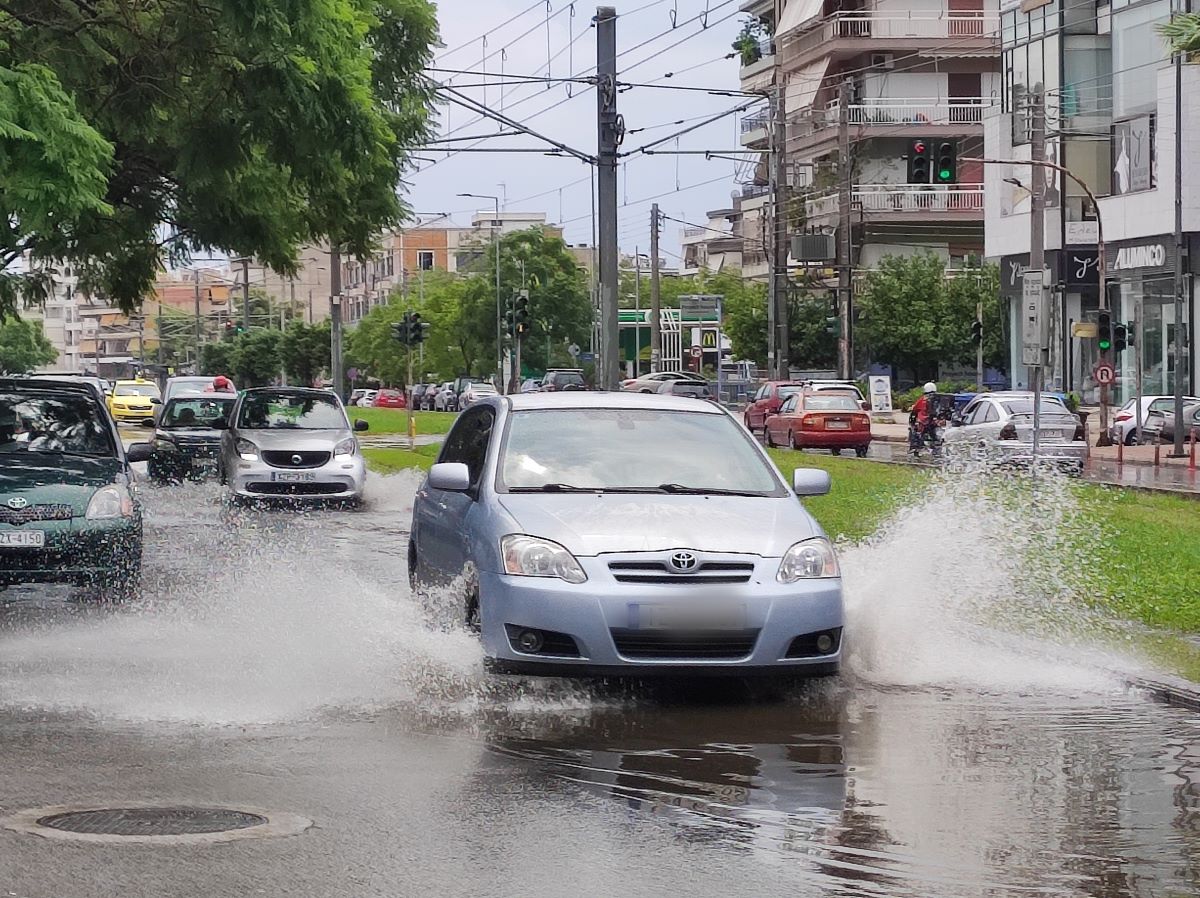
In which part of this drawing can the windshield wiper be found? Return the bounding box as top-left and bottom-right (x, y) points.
(655, 483), (767, 497)
(509, 483), (595, 492)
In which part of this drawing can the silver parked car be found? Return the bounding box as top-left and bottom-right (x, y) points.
(217, 387), (369, 503)
(941, 391), (1086, 471)
(409, 392), (843, 678)
(458, 381), (498, 410)
(433, 382), (458, 412)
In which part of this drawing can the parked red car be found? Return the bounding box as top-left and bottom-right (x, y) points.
(373, 388), (407, 409)
(744, 381), (806, 433)
(765, 391), (871, 456)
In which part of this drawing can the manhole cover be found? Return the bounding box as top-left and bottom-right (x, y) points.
(2, 804), (312, 845)
(37, 807), (266, 836)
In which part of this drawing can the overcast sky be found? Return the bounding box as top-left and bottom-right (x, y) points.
(409, 0), (758, 262)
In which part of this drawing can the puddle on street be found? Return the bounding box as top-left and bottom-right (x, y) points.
(0, 468), (1197, 896)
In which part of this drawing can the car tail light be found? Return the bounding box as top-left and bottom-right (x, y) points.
(998, 423), (1018, 440)
(856, 415), (870, 429)
(1073, 423), (1085, 441)
(802, 416), (818, 428)
(1115, 413), (1131, 422)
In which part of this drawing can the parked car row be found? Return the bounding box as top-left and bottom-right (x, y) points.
(349, 388), (408, 409)
(1109, 395), (1200, 445)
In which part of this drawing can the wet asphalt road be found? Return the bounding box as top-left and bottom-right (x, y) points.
(0, 471), (1197, 898)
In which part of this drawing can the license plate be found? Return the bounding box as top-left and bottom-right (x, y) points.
(0, 531), (45, 548)
(631, 603), (745, 631)
(273, 471), (316, 483)
(826, 420), (850, 430)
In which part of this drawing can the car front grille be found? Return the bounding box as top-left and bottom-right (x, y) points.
(246, 482), (344, 496)
(610, 629), (760, 660)
(0, 504), (73, 525)
(607, 560), (755, 585)
(261, 451), (331, 469)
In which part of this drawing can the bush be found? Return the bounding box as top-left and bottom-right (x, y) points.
(895, 380), (983, 411)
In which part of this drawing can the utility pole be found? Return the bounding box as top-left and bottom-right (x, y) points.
(596, 5), (620, 391)
(1172, 46), (1187, 457)
(330, 244), (344, 400)
(194, 268), (203, 367)
(241, 257), (251, 332)
(156, 304), (164, 366)
(837, 78), (853, 381)
(1029, 93), (1046, 464)
(649, 204), (662, 372)
(768, 62), (790, 380)
(976, 300), (984, 391)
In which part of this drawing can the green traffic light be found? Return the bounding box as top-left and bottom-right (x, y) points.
(939, 169), (951, 181)
(1098, 338), (1111, 351)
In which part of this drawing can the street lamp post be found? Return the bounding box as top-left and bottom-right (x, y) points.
(458, 193), (503, 389)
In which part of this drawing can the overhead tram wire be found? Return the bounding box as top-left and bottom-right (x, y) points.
(436, 0), (546, 63)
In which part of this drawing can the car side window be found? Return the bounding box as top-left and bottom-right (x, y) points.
(982, 402), (1000, 424)
(440, 407), (494, 487)
(780, 396), (797, 414)
(754, 386), (766, 401)
(961, 402), (984, 426)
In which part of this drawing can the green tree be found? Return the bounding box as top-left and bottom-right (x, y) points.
(856, 253), (1004, 384)
(279, 320), (331, 386)
(0, 315), (56, 373)
(0, 0), (438, 315)
(230, 329), (282, 387)
(200, 340), (236, 377)
(1160, 14), (1200, 57)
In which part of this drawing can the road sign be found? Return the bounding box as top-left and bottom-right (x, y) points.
(1093, 363), (1115, 386)
(568, 343), (581, 358)
(1021, 270), (1045, 367)
(679, 295), (722, 322)
(690, 345), (702, 359)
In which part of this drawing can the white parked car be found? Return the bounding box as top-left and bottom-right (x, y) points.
(356, 390), (378, 408)
(620, 371), (705, 393)
(1109, 395), (1200, 445)
(459, 382), (498, 410)
(941, 391), (1086, 472)
(433, 382), (457, 412)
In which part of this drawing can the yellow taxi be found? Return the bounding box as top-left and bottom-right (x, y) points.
(107, 378), (162, 424)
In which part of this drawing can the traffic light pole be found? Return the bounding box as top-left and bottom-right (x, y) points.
(837, 79), (852, 382)
(1029, 94), (1046, 467)
(976, 300), (984, 391)
(407, 329), (415, 450)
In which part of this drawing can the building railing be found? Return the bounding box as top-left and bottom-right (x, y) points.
(806, 184), (985, 218)
(787, 13), (998, 57)
(682, 227), (709, 239)
(741, 183), (771, 200)
(790, 97), (993, 140)
(740, 112), (771, 134)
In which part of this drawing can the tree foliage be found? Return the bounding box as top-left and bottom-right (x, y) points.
(0, 315), (56, 373)
(1160, 14), (1200, 57)
(279, 320), (331, 386)
(855, 253), (1003, 383)
(199, 328), (281, 387)
(0, 0), (438, 315)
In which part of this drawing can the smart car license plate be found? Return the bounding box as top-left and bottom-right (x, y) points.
(273, 472), (316, 483)
(631, 603), (745, 631)
(0, 531), (45, 548)
(826, 420), (850, 430)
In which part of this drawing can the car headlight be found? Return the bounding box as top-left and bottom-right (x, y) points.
(86, 484), (134, 519)
(334, 437), (357, 457)
(235, 438), (259, 460)
(777, 537), (840, 582)
(501, 535), (587, 584)
(153, 435), (178, 452)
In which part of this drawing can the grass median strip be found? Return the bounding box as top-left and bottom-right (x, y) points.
(350, 408), (457, 436)
(363, 444), (441, 473)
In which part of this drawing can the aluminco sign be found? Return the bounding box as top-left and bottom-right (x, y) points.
(1112, 243), (1166, 271)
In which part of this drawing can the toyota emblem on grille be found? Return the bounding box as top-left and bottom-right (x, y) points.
(291, 454), (303, 465)
(668, 551), (698, 573)
(6, 497), (28, 510)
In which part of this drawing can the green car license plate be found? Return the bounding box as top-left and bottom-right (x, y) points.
(0, 531), (45, 548)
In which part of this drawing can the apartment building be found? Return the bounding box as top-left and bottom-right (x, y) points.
(739, 0), (1001, 277)
(984, 0), (1197, 402)
(680, 203), (747, 275)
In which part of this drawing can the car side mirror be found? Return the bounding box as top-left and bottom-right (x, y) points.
(792, 469), (831, 497)
(354, 419), (369, 432)
(126, 442), (153, 463)
(428, 462), (471, 492)
(150, 397), (162, 404)
(860, 400), (870, 411)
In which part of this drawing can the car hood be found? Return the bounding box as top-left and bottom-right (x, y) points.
(496, 493), (818, 557)
(236, 428), (349, 450)
(159, 427), (223, 443)
(0, 455), (122, 513)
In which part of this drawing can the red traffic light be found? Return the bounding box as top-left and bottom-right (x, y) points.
(912, 141), (926, 154)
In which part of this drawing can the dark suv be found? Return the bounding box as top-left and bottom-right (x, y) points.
(541, 369), (588, 392)
(0, 378), (151, 600)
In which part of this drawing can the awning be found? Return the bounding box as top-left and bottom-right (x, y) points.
(785, 57), (830, 114)
(776, 0), (824, 39)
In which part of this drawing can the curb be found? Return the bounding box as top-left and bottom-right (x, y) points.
(1129, 676), (1200, 712)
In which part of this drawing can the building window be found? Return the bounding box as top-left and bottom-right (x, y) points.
(1112, 0), (1170, 118)
(417, 250), (435, 271)
(1111, 115), (1155, 194)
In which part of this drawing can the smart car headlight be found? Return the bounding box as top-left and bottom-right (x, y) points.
(777, 537), (840, 582)
(501, 535), (587, 584)
(235, 438), (259, 460)
(334, 437), (357, 457)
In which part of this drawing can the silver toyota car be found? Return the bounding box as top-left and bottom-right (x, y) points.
(409, 392), (843, 678)
(217, 388), (368, 503)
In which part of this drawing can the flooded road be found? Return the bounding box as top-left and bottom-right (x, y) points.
(0, 472), (1196, 897)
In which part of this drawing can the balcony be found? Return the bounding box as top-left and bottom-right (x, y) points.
(806, 184), (984, 222)
(789, 97), (993, 150)
(740, 111), (771, 147)
(783, 13), (998, 66)
(739, 39), (776, 89)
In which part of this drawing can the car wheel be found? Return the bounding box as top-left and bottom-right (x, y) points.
(764, 427), (775, 448)
(790, 430), (801, 451)
(1125, 430), (1139, 446)
(408, 541), (418, 592)
(855, 446), (869, 458)
(465, 588), (481, 633)
(830, 448), (842, 456)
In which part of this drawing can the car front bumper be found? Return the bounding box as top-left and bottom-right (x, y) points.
(477, 562), (844, 678)
(230, 454), (366, 500)
(0, 519), (142, 586)
(110, 406), (156, 423)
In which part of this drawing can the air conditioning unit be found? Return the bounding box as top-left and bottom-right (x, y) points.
(870, 53), (895, 70)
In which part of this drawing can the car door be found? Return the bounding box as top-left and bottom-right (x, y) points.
(946, 399), (984, 446)
(414, 406), (496, 581)
(770, 395), (797, 445)
(749, 385), (770, 429)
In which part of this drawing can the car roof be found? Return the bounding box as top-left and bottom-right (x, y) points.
(502, 391), (725, 413)
(241, 387), (337, 398)
(0, 376), (98, 396)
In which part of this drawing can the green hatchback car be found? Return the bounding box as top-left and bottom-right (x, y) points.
(0, 378), (151, 600)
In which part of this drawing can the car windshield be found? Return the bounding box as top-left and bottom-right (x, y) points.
(499, 408), (784, 495)
(115, 383), (160, 397)
(0, 390), (115, 457)
(1001, 399), (1070, 415)
(162, 397), (235, 428)
(804, 395), (860, 411)
(550, 372), (584, 386)
(237, 394), (347, 429)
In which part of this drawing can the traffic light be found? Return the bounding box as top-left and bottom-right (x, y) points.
(1097, 310), (1112, 352)
(935, 141), (957, 184)
(514, 291), (530, 337)
(1113, 322), (1128, 353)
(907, 139), (931, 184)
(408, 311), (426, 344)
(971, 318), (983, 345)
(391, 318), (408, 345)
(224, 321), (234, 336)
(825, 316), (840, 336)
